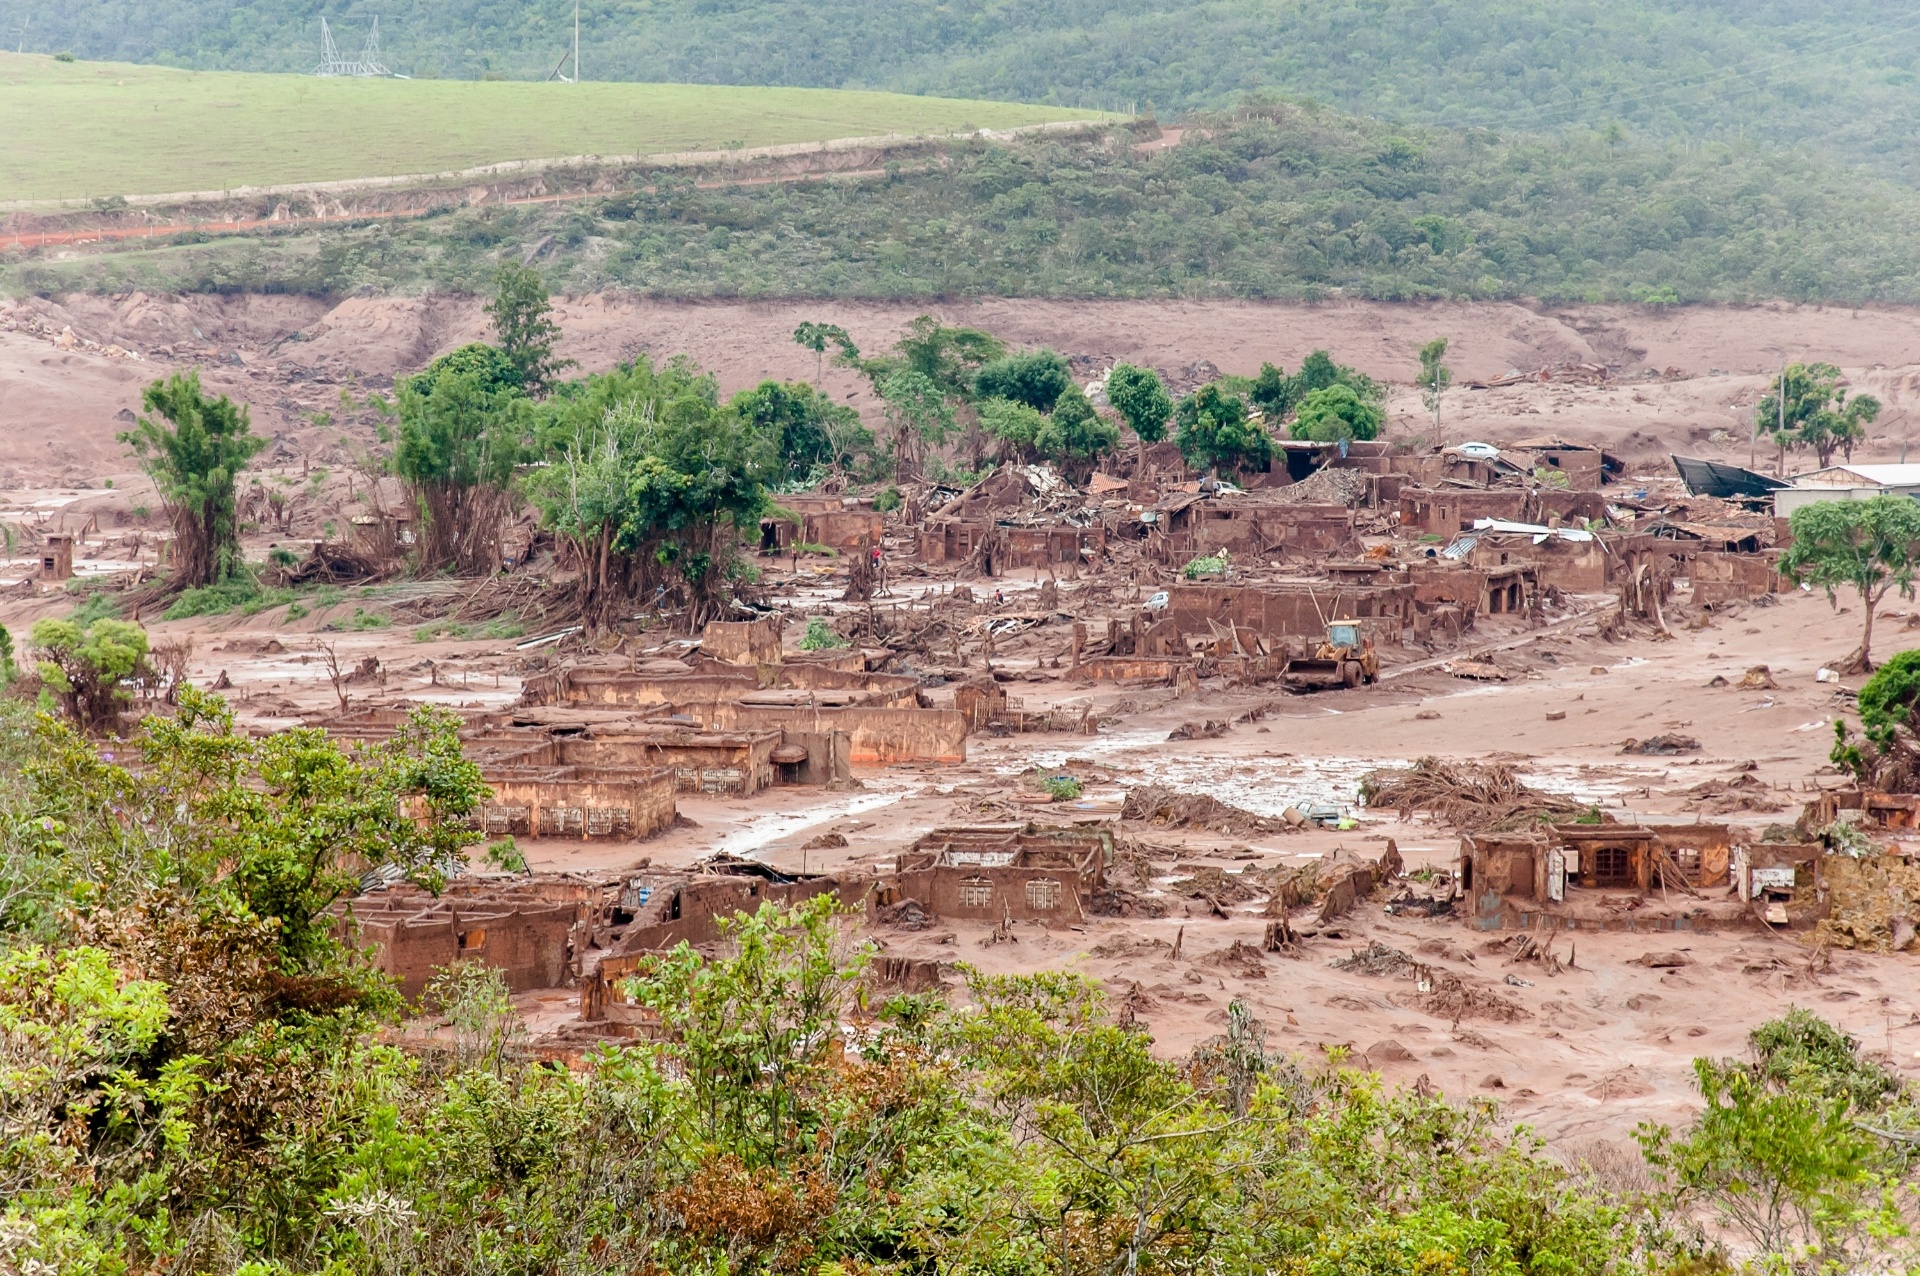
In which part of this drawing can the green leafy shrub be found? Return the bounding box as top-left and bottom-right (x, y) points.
(29, 616), (151, 732)
(873, 485), (903, 513)
(1184, 554), (1229, 579)
(1043, 774), (1084, 801)
(162, 579), (260, 619)
(479, 617), (526, 640)
(800, 618), (848, 650)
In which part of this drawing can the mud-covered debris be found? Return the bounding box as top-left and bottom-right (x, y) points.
(1331, 941), (1414, 976)
(1359, 756), (1580, 831)
(1167, 719), (1229, 740)
(1200, 939), (1269, 978)
(1123, 784), (1283, 835)
(1623, 733), (1702, 755)
(876, 898), (932, 930)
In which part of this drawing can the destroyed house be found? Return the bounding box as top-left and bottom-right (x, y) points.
(468, 717), (789, 795)
(582, 860), (862, 1029)
(336, 876), (605, 998)
(1459, 823), (1737, 931)
(759, 495), (883, 555)
(518, 652), (965, 767)
(1447, 522), (1607, 595)
(888, 825), (1113, 923)
(1507, 438), (1622, 490)
(1146, 493), (1357, 561)
(1143, 582), (1414, 653)
(916, 520), (1105, 576)
(1398, 488), (1531, 537)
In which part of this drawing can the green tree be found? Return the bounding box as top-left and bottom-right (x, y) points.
(878, 368), (957, 478)
(1107, 363), (1175, 471)
(730, 379), (873, 481)
(1637, 1057), (1886, 1262)
(792, 320), (855, 384)
(1175, 383), (1270, 476)
(118, 371), (265, 588)
(1291, 349), (1383, 406)
(527, 360), (777, 629)
(30, 617), (151, 734)
(1780, 495), (1920, 672)
(978, 395), (1047, 459)
(974, 349), (1071, 412)
(485, 262), (574, 395)
(1034, 384), (1119, 480)
(1759, 362), (1882, 469)
(392, 359), (527, 574)
(1291, 383), (1383, 442)
(1248, 361), (1295, 420)
(1416, 336), (1452, 439)
(891, 316), (1005, 399)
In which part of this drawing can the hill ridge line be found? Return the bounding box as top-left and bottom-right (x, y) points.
(0, 117), (1110, 215)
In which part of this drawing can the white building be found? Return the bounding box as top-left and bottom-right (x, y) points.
(1772, 463), (1920, 516)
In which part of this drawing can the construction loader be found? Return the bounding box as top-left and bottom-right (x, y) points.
(1281, 619), (1378, 692)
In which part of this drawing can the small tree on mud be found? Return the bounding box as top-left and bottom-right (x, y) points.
(392, 349), (526, 575)
(119, 371), (265, 588)
(1780, 495), (1920, 674)
(485, 263), (573, 395)
(527, 359), (775, 632)
(30, 617), (152, 734)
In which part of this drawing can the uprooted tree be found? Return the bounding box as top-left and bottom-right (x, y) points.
(1780, 495), (1920, 674)
(118, 371), (265, 588)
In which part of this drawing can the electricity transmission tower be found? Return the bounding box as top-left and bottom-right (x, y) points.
(313, 16), (392, 77)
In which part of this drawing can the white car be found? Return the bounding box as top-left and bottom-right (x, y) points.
(1453, 441), (1502, 461)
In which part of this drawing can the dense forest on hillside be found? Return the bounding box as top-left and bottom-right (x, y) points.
(24, 108), (1920, 304)
(14, 0), (1920, 183)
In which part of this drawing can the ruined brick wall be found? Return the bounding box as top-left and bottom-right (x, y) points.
(1690, 552), (1780, 607)
(1398, 488), (1530, 535)
(340, 897), (575, 998)
(478, 767), (678, 839)
(719, 705), (969, 764)
(806, 509), (884, 553)
(701, 618), (783, 665)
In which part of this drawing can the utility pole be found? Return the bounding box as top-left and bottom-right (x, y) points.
(1777, 361), (1787, 477)
(574, 0), (580, 82)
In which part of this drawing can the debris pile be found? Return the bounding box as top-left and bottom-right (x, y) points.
(1331, 941), (1414, 976)
(1359, 757), (1580, 830)
(1123, 784), (1285, 835)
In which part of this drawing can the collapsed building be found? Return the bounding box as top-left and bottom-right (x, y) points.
(516, 626), (968, 766)
(874, 824), (1114, 924)
(1458, 823), (1758, 931)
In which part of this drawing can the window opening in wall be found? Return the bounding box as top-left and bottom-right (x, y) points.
(1025, 878), (1062, 910)
(958, 877), (993, 909)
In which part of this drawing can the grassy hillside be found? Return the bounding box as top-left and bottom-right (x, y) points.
(24, 106), (1920, 305)
(0, 52), (1104, 202)
(12, 0), (1920, 183)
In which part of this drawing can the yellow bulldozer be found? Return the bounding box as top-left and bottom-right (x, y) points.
(1281, 619), (1379, 692)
